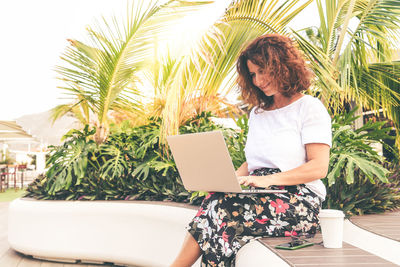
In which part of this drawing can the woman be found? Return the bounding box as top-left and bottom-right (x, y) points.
(171, 33), (331, 266)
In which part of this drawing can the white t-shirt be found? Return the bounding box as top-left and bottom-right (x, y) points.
(244, 95), (332, 200)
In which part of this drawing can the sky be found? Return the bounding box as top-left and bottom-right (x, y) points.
(0, 0), (319, 121)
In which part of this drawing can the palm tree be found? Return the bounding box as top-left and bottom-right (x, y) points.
(54, 0), (213, 143)
(292, 0), (400, 146)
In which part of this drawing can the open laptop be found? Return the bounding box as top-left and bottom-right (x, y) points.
(167, 131), (287, 194)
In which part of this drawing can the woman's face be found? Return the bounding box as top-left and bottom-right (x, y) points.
(247, 60), (279, 96)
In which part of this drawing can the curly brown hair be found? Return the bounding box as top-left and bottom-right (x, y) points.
(236, 34), (312, 112)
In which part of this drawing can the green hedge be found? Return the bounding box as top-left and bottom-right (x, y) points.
(25, 112), (247, 204)
(25, 109), (400, 215)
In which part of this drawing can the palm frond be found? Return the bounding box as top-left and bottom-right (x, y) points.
(292, 31), (345, 110)
(340, 0), (400, 73)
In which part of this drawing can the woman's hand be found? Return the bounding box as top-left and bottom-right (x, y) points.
(238, 175), (274, 189)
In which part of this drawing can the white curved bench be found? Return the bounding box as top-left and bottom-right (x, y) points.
(343, 220), (400, 264)
(8, 198), (289, 267)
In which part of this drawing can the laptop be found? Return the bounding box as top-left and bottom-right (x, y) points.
(167, 131), (287, 194)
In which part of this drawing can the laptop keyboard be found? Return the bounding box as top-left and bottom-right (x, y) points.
(242, 189), (267, 193)
(241, 185), (287, 193)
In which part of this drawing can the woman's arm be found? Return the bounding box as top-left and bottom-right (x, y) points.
(235, 161), (249, 176)
(238, 143), (330, 188)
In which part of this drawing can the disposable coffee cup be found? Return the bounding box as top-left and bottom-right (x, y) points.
(319, 209), (345, 248)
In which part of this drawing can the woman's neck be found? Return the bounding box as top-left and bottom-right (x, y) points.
(270, 93), (303, 110)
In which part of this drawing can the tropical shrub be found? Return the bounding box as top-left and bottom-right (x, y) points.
(326, 108), (392, 186)
(25, 112), (246, 204)
(323, 167), (400, 216)
(322, 108), (400, 215)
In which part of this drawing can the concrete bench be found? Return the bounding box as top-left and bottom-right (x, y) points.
(7, 198), (288, 267)
(8, 198), (400, 266)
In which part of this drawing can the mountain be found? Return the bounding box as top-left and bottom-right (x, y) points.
(16, 110), (80, 146)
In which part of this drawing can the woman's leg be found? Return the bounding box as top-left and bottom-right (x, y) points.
(170, 233), (202, 267)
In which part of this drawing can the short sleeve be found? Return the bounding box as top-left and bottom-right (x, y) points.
(301, 98), (332, 147)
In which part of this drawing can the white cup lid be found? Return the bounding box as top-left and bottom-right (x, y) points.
(319, 209), (345, 218)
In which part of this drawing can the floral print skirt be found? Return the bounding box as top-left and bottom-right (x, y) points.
(187, 168), (322, 266)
